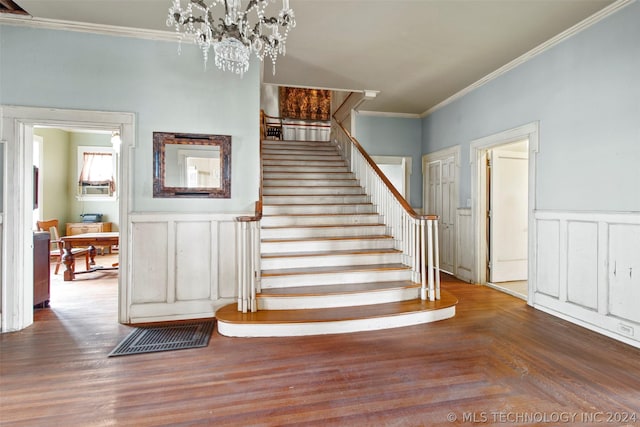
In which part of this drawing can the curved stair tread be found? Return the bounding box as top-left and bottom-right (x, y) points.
(217, 291), (457, 324)
(262, 213), (379, 218)
(261, 223), (385, 230)
(259, 280), (420, 296)
(262, 202), (374, 206)
(261, 248), (402, 258)
(261, 263), (411, 277)
(262, 235), (393, 243)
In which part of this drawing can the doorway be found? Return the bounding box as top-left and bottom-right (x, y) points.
(470, 122), (538, 305)
(486, 140), (529, 299)
(33, 126), (121, 315)
(1, 106), (133, 333)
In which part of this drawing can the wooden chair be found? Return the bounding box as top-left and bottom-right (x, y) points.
(36, 219), (90, 275)
(261, 110), (283, 140)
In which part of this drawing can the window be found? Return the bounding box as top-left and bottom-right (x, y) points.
(77, 146), (116, 200)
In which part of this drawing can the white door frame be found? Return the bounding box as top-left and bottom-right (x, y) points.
(470, 122), (539, 305)
(0, 105), (135, 332)
(422, 145), (460, 273)
(371, 155), (412, 202)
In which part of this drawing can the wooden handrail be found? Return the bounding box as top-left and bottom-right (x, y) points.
(236, 200), (263, 223)
(332, 118), (436, 221)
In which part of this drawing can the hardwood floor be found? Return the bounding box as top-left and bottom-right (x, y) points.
(2, 267), (639, 426)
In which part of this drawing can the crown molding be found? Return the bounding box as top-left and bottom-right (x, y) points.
(357, 110), (420, 119)
(0, 14), (180, 43)
(420, 0), (635, 118)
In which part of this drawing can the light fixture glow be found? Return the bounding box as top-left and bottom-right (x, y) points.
(111, 131), (121, 154)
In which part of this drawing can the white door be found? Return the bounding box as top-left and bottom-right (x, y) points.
(427, 157), (456, 274)
(489, 149), (528, 282)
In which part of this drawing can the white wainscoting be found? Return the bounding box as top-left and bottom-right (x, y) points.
(128, 213), (243, 324)
(455, 208), (473, 283)
(0, 214), (3, 330)
(533, 210), (640, 348)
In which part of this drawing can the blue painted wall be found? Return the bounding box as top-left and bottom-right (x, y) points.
(0, 25), (261, 213)
(422, 2), (640, 212)
(354, 114), (422, 208)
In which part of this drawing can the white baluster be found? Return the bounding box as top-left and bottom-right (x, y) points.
(420, 219), (427, 300)
(427, 219), (435, 302)
(433, 218), (440, 300)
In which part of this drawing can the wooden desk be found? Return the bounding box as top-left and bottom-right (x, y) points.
(61, 232), (119, 281)
(66, 222), (112, 236)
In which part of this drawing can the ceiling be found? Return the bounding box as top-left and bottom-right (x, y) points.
(8, 0), (617, 114)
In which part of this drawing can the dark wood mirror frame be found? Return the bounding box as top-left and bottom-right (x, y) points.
(153, 132), (231, 198)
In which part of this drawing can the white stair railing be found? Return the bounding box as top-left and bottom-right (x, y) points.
(332, 119), (441, 301)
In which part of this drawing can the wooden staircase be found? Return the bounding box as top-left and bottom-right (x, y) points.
(217, 139), (456, 337)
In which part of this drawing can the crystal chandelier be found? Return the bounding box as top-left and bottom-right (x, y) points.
(167, 0), (296, 77)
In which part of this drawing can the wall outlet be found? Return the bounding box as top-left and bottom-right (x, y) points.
(618, 323), (635, 337)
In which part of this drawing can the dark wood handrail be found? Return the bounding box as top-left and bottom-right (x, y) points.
(332, 116), (437, 221)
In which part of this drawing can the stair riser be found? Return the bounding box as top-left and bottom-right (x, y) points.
(261, 252), (403, 270)
(261, 214), (382, 227)
(263, 160), (346, 167)
(263, 172), (355, 180)
(261, 269), (412, 288)
(257, 287), (419, 310)
(260, 238), (395, 253)
(263, 141), (334, 148)
(263, 179), (359, 187)
(262, 148), (338, 156)
(263, 186), (365, 196)
(263, 195), (370, 205)
(263, 204), (376, 215)
(261, 225), (387, 239)
(217, 307), (456, 337)
(263, 154), (343, 161)
(263, 166), (349, 173)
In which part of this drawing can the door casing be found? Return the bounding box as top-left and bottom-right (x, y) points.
(1, 105), (134, 332)
(470, 122), (539, 306)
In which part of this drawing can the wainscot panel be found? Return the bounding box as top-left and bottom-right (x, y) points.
(609, 223), (640, 324)
(533, 211), (640, 349)
(534, 219), (561, 298)
(0, 215), (3, 328)
(128, 213), (244, 324)
(567, 221), (598, 310)
(455, 208), (473, 282)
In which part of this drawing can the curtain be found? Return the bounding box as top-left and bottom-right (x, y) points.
(78, 152), (115, 192)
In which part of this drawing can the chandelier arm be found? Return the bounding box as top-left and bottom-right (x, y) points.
(168, 0), (295, 76)
(190, 0), (209, 11)
(245, 0), (258, 13)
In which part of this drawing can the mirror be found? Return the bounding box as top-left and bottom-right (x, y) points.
(153, 132), (231, 198)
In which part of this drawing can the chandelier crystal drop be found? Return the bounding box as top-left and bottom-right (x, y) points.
(166, 0), (296, 77)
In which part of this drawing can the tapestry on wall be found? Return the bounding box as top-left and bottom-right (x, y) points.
(279, 87), (331, 121)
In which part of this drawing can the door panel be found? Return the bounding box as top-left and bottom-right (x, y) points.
(427, 158), (455, 274)
(489, 150), (528, 282)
